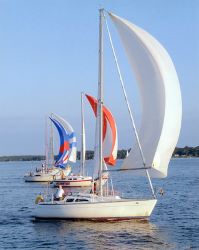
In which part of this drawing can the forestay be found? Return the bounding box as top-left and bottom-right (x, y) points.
(109, 13), (182, 178)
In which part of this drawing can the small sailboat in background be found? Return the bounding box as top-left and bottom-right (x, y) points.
(53, 93), (92, 188)
(24, 115), (72, 182)
(49, 113), (77, 174)
(85, 93), (117, 188)
(53, 92), (117, 188)
(34, 9), (181, 220)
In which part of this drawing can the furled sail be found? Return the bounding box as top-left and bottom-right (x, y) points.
(86, 94), (118, 166)
(109, 13), (182, 178)
(50, 114), (77, 167)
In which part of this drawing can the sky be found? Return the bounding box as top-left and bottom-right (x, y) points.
(0, 0), (199, 156)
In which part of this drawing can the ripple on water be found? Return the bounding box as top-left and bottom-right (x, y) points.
(0, 160), (199, 249)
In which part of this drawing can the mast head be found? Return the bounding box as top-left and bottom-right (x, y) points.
(99, 8), (104, 14)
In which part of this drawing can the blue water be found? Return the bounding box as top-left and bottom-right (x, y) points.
(0, 158), (198, 249)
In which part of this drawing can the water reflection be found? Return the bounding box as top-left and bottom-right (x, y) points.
(33, 220), (173, 249)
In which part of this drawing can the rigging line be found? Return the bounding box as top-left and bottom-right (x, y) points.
(146, 169), (156, 198)
(103, 11), (146, 167)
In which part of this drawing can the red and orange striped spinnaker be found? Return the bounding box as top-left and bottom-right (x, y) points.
(85, 94), (118, 166)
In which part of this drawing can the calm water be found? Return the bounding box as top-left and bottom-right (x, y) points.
(0, 158), (198, 249)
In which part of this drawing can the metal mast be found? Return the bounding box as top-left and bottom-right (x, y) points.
(80, 92), (85, 176)
(50, 113), (54, 166)
(98, 9), (104, 196)
(44, 116), (48, 170)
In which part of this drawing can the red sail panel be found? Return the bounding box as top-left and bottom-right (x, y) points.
(86, 94), (118, 166)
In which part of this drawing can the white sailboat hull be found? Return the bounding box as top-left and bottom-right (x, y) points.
(52, 174), (108, 188)
(24, 173), (58, 182)
(24, 168), (71, 182)
(34, 199), (157, 220)
(53, 178), (92, 187)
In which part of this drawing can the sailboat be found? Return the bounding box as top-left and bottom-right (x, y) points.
(85, 93), (117, 188)
(53, 93), (93, 188)
(34, 9), (182, 220)
(24, 116), (71, 182)
(49, 113), (77, 173)
(24, 115), (73, 182)
(53, 92), (117, 187)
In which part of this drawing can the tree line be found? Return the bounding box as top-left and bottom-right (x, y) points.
(173, 146), (199, 157)
(0, 150), (129, 162)
(0, 147), (198, 162)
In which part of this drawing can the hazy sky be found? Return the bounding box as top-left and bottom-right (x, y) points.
(0, 0), (199, 155)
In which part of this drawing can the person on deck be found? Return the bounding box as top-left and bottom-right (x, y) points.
(54, 185), (65, 200)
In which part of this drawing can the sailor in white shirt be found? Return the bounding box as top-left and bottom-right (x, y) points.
(54, 185), (65, 200)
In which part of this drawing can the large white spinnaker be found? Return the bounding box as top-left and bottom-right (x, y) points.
(109, 13), (182, 178)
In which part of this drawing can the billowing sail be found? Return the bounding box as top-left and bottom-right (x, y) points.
(86, 94), (118, 166)
(50, 114), (77, 167)
(109, 13), (182, 178)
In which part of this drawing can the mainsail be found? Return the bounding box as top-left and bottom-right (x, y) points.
(50, 114), (77, 167)
(109, 13), (182, 178)
(86, 94), (118, 166)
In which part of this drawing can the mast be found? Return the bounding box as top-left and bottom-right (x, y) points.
(44, 116), (48, 170)
(98, 9), (104, 196)
(80, 92), (85, 176)
(50, 113), (54, 167)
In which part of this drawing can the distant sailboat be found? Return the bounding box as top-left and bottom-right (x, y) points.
(34, 9), (182, 220)
(24, 115), (71, 182)
(53, 93), (117, 187)
(53, 93), (93, 187)
(50, 113), (77, 169)
(85, 94), (117, 189)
